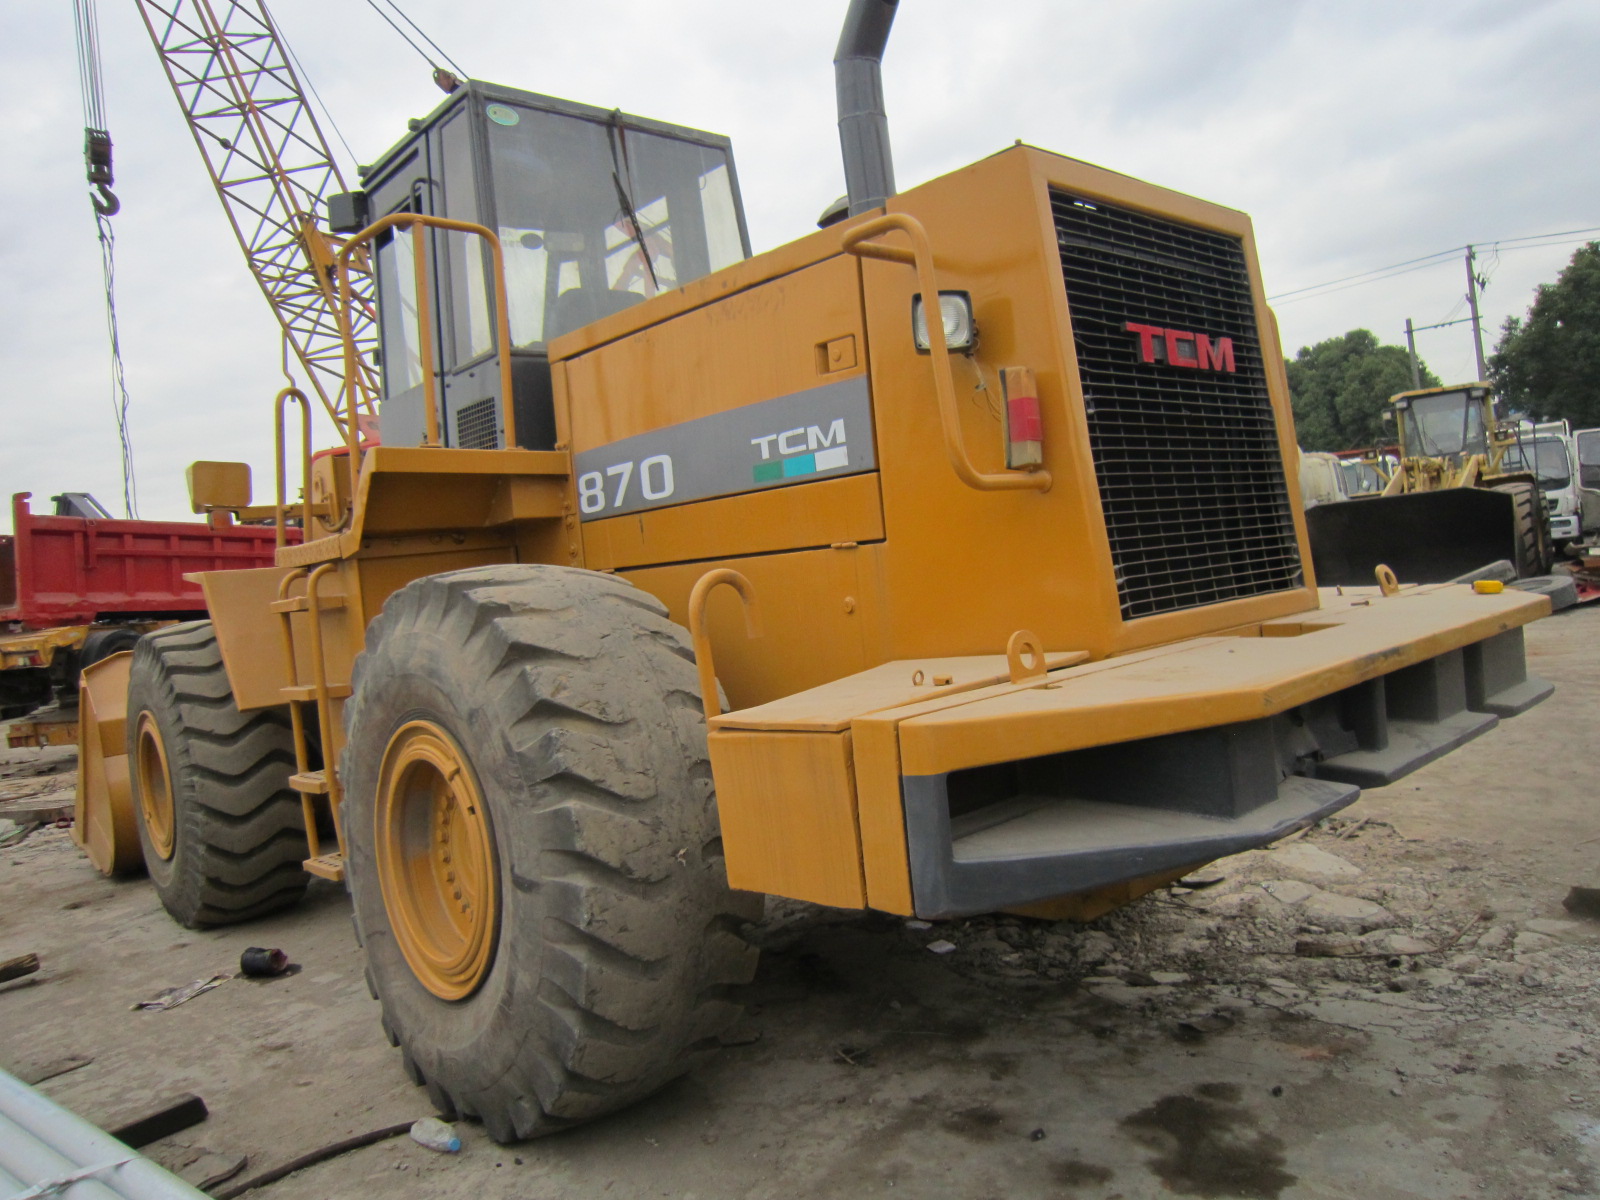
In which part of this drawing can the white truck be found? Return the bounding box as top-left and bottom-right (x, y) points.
(1504, 420), (1581, 547)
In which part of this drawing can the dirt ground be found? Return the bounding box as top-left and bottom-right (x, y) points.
(1, 603), (1597, 1200)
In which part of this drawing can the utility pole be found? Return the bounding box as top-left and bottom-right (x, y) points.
(1403, 318), (1422, 389)
(1464, 245), (1488, 381)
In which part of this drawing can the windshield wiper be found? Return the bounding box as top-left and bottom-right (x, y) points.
(606, 110), (661, 294)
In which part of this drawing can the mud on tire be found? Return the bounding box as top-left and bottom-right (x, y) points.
(126, 621), (308, 927)
(341, 565), (761, 1143)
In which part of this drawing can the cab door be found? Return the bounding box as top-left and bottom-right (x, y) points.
(1576, 428), (1600, 538)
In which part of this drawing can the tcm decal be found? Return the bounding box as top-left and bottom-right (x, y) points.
(570, 375), (875, 521)
(1125, 322), (1236, 373)
(750, 419), (848, 482)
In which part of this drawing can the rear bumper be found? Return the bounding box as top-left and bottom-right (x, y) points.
(902, 624), (1547, 917)
(709, 583), (1552, 917)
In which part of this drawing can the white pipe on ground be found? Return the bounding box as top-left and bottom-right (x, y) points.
(0, 1068), (207, 1200)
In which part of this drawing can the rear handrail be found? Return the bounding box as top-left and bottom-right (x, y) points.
(841, 213), (1051, 494)
(273, 387), (313, 549)
(687, 569), (762, 721)
(332, 213), (518, 528)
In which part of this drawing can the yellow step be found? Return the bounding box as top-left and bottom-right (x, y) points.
(269, 593), (347, 614)
(303, 853), (344, 882)
(289, 771), (329, 795)
(280, 683), (352, 703)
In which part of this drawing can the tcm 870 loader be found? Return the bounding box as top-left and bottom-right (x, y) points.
(81, 0), (1553, 1142)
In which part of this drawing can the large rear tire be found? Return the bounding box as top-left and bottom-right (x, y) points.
(341, 566), (760, 1143)
(126, 622), (308, 927)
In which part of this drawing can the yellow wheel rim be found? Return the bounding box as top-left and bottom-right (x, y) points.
(134, 713), (176, 861)
(374, 720), (498, 1001)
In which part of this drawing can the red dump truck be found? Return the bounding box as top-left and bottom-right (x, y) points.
(0, 492), (286, 738)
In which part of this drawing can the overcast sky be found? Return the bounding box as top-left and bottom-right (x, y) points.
(3, 0), (1598, 525)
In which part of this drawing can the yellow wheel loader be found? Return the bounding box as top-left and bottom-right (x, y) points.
(1306, 382), (1553, 584)
(79, 0), (1554, 1143)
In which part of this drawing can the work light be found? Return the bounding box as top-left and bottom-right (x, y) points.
(911, 291), (975, 353)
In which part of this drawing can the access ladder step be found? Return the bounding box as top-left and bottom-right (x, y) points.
(269, 594), (347, 614)
(280, 683), (352, 703)
(303, 853), (344, 882)
(289, 771), (329, 795)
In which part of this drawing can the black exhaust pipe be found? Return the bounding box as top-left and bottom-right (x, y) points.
(835, 0), (898, 217)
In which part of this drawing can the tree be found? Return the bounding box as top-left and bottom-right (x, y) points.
(1284, 329), (1439, 452)
(1490, 242), (1600, 428)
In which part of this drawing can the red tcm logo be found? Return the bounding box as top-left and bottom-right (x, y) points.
(1125, 322), (1236, 373)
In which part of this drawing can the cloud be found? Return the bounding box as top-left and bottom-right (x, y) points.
(2, 0), (1597, 529)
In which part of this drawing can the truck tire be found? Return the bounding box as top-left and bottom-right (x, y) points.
(1493, 481), (1551, 577)
(341, 565), (760, 1143)
(126, 621), (308, 927)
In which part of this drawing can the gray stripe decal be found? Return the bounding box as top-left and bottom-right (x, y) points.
(572, 375), (875, 521)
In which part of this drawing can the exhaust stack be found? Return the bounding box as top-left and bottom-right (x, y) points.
(835, 0), (898, 217)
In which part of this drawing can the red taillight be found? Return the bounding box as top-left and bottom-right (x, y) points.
(1001, 366), (1044, 468)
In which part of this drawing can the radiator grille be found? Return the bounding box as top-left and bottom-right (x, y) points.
(1051, 190), (1301, 619)
(453, 397), (499, 450)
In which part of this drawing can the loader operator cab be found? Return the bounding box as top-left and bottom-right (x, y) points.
(1391, 385), (1491, 465)
(343, 82), (751, 453)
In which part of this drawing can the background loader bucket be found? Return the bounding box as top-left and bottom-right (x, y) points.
(1307, 489), (1517, 586)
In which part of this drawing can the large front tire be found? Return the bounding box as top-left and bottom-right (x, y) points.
(342, 566), (760, 1142)
(1494, 480), (1552, 577)
(125, 622), (308, 927)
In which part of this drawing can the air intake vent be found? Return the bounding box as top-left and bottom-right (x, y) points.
(453, 397), (499, 450)
(1051, 190), (1301, 620)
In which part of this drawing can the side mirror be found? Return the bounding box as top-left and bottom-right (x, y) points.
(1381, 410), (1395, 424)
(187, 461), (252, 513)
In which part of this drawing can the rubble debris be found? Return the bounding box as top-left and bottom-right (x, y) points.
(238, 947), (290, 978)
(213, 1122), (414, 1199)
(1260, 879), (1316, 906)
(105, 1092), (209, 1149)
(132, 974), (229, 1012)
(0, 953), (41, 985)
(0, 821), (43, 849)
(17, 1054), (93, 1086)
(1563, 886), (1600, 920)
(1264, 843), (1363, 882)
(409, 1117), (462, 1153)
(1298, 892), (1396, 934)
(177, 1149), (248, 1191)
(926, 940), (957, 955)
(1295, 936), (1363, 958)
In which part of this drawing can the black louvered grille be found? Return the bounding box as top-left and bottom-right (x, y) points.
(1051, 190), (1302, 619)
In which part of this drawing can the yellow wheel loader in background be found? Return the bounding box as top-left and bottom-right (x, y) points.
(77, 0), (1554, 1143)
(1306, 382), (1553, 585)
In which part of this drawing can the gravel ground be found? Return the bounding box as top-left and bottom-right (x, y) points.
(0, 603), (1596, 1199)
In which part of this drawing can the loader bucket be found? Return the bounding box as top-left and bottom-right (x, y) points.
(1306, 489), (1517, 587)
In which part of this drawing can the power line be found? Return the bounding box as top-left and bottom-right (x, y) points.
(1270, 256), (1456, 307)
(1267, 224), (1600, 304)
(1267, 247), (1459, 302)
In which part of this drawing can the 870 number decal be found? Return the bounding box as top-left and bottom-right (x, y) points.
(577, 454), (675, 515)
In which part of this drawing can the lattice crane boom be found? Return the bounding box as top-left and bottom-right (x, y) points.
(135, 0), (377, 432)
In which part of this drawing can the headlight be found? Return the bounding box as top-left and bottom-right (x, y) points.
(911, 291), (976, 354)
